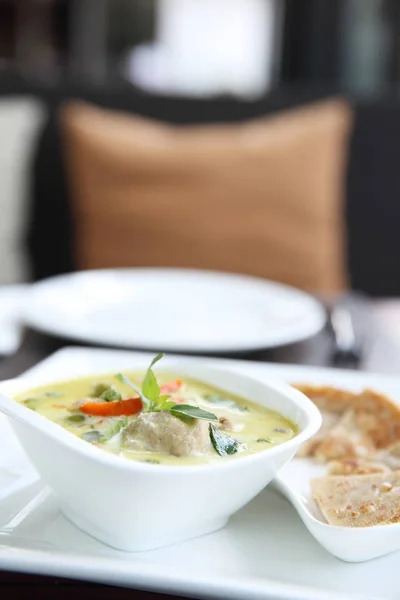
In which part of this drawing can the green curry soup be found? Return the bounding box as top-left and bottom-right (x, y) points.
(15, 357), (296, 465)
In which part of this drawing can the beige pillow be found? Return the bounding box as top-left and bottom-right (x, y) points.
(61, 98), (352, 293)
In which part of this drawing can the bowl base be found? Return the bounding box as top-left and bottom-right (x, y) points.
(62, 506), (229, 552)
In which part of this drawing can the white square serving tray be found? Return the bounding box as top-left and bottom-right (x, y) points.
(1, 347), (399, 600)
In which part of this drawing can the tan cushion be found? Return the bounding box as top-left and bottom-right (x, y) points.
(61, 98), (352, 293)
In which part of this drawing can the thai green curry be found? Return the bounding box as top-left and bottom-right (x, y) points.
(15, 354), (297, 465)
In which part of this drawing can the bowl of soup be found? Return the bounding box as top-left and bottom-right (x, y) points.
(0, 355), (321, 551)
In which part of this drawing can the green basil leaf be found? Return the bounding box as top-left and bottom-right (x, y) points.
(45, 391), (64, 398)
(154, 395), (173, 411)
(142, 353), (165, 401)
(116, 372), (137, 390)
(66, 414), (85, 423)
(204, 394), (249, 412)
(82, 430), (102, 442)
(209, 423), (240, 456)
(100, 417), (129, 442)
(116, 373), (149, 408)
(148, 353), (165, 370)
(100, 386), (122, 402)
(142, 368), (160, 402)
(170, 404), (218, 422)
(173, 413), (196, 425)
(159, 400), (175, 411)
(159, 394), (171, 403)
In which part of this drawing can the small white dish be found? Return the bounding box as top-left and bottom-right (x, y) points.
(275, 460), (400, 563)
(21, 268), (326, 352)
(0, 359), (321, 552)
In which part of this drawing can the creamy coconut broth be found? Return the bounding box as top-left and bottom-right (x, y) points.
(15, 355), (297, 465)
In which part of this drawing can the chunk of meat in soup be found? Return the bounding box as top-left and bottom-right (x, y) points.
(122, 411), (211, 457)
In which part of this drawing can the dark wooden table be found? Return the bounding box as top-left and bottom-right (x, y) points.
(1, 299), (400, 599)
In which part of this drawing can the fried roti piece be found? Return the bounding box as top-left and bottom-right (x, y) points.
(373, 441), (400, 471)
(354, 389), (400, 449)
(296, 409), (340, 457)
(388, 440), (400, 457)
(328, 457), (390, 476)
(293, 385), (357, 415)
(327, 441), (400, 475)
(314, 409), (375, 463)
(293, 385), (400, 455)
(311, 472), (400, 527)
(293, 385), (355, 458)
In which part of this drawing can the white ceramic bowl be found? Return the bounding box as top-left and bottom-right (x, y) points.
(0, 362), (321, 552)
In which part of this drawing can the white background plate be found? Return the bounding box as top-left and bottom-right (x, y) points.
(21, 268), (326, 352)
(1, 347), (400, 600)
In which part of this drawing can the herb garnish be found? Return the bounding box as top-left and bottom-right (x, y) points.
(117, 354), (172, 411)
(115, 372), (153, 410)
(209, 423), (240, 456)
(114, 354), (225, 444)
(257, 437), (273, 444)
(142, 353), (168, 407)
(170, 404), (218, 422)
(116, 354), (215, 419)
(45, 391), (64, 398)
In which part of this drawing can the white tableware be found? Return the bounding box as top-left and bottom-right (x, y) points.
(0, 359), (320, 552)
(21, 268), (326, 352)
(276, 460), (400, 563)
(0, 284), (29, 355)
(2, 347), (400, 600)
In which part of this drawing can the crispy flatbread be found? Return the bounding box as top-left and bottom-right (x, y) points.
(388, 441), (400, 457)
(328, 458), (390, 476)
(293, 385), (357, 414)
(354, 389), (400, 448)
(311, 472), (400, 527)
(293, 385), (400, 451)
(296, 409), (339, 457)
(314, 409), (375, 463)
(294, 385), (355, 458)
(373, 442), (400, 471)
(327, 441), (400, 475)
(294, 384), (400, 528)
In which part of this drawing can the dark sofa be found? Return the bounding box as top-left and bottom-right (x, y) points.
(2, 74), (400, 297)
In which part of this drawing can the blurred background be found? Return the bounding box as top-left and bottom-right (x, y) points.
(2, 0), (400, 95)
(1, 0), (400, 298)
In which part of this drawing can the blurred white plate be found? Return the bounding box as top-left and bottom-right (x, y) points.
(22, 268), (325, 352)
(0, 284), (29, 355)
